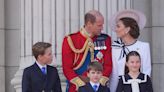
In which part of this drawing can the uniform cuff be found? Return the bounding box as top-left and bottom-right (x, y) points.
(99, 76), (109, 86)
(70, 77), (85, 90)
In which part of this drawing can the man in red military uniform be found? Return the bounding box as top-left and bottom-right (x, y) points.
(62, 10), (112, 92)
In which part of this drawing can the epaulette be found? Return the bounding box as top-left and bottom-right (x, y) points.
(96, 33), (108, 41)
(67, 31), (79, 37)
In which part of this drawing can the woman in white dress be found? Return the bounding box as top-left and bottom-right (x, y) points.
(108, 9), (151, 92)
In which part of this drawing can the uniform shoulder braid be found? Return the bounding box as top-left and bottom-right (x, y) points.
(96, 33), (108, 41)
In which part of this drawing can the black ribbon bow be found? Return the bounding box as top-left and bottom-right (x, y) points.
(112, 39), (130, 60)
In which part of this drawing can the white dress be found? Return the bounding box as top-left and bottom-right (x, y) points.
(108, 40), (151, 92)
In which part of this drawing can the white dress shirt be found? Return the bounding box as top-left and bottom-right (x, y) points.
(36, 61), (47, 74)
(90, 81), (100, 91)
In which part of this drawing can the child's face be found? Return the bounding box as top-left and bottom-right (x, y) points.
(126, 56), (141, 73)
(87, 70), (102, 83)
(38, 47), (53, 65)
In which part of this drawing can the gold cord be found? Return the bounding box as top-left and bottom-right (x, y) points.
(67, 36), (89, 53)
(67, 28), (95, 70)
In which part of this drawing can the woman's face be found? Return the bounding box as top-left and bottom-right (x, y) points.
(115, 20), (129, 38)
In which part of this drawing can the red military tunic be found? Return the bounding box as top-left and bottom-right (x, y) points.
(62, 30), (112, 92)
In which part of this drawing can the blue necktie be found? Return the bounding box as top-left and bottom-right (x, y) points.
(41, 67), (46, 75)
(93, 85), (98, 92)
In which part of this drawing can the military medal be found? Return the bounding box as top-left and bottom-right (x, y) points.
(96, 51), (103, 60)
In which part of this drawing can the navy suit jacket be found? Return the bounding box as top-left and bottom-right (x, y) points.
(78, 83), (110, 92)
(22, 63), (62, 92)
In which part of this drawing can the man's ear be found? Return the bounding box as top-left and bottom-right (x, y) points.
(38, 54), (42, 60)
(87, 21), (93, 27)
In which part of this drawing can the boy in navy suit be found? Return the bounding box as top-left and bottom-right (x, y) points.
(78, 61), (110, 92)
(22, 42), (62, 92)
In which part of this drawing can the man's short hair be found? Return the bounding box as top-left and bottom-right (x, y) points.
(84, 10), (103, 25)
(32, 42), (52, 60)
(87, 61), (103, 72)
(84, 13), (96, 24)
